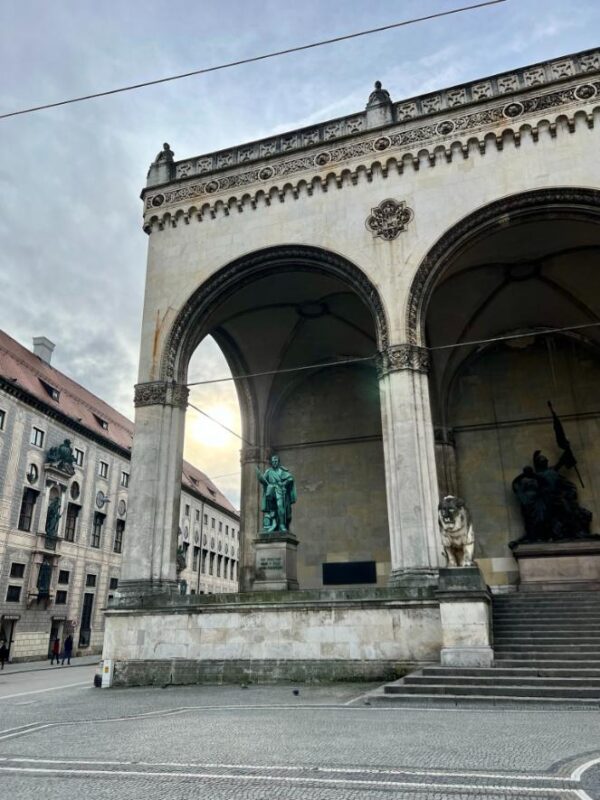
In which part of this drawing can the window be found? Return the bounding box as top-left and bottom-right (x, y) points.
(226, 525), (229, 536)
(18, 487), (39, 531)
(209, 552), (215, 575)
(94, 414), (109, 430)
(56, 590), (67, 605)
(91, 513), (104, 548)
(216, 555), (222, 577)
(203, 514), (208, 525)
(230, 560), (235, 580)
(109, 577), (119, 590)
(58, 570), (70, 584)
(114, 519), (125, 553)
(39, 379), (60, 401)
(184, 503), (190, 517)
(201, 549), (207, 574)
(193, 546), (200, 572)
(120, 471), (129, 488)
(10, 563), (25, 579)
(64, 503), (80, 542)
(98, 461), (109, 479)
(0, 408), (5, 430)
(31, 427), (45, 447)
(182, 542), (189, 566)
(86, 573), (97, 588)
(219, 521), (222, 532)
(195, 509), (200, 522)
(6, 585), (21, 602)
(211, 517), (215, 529)
(74, 448), (84, 467)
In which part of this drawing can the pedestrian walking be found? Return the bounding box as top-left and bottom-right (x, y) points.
(0, 640), (8, 670)
(61, 634), (73, 666)
(50, 636), (60, 665)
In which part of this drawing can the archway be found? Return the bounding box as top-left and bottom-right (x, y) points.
(410, 188), (600, 589)
(173, 246), (390, 590)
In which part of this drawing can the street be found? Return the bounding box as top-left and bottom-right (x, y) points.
(0, 664), (599, 799)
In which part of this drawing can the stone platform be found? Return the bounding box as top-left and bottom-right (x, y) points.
(103, 586), (441, 687)
(512, 539), (600, 592)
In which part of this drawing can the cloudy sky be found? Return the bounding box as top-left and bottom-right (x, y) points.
(1, 0), (598, 506)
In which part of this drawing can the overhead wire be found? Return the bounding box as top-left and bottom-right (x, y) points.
(0, 0), (507, 120)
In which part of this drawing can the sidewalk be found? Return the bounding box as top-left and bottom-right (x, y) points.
(0, 654), (100, 675)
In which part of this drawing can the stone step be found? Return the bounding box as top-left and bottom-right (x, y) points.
(387, 683), (600, 698)
(424, 666), (600, 678)
(493, 631), (600, 639)
(494, 636), (600, 645)
(493, 614), (600, 622)
(497, 658), (600, 668)
(404, 675), (600, 688)
(495, 649), (600, 659)
(493, 620), (600, 627)
(373, 693), (600, 708)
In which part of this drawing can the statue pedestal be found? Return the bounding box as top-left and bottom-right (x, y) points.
(253, 534), (299, 591)
(512, 539), (600, 592)
(436, 567), (493, 667)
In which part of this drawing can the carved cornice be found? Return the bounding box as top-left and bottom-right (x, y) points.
(145, 48), (600, 191)
(143, 74), (600, 221)
(134, 381), (189, 408)
(405, 187), (600, 346)
(376, 344), (430, 378)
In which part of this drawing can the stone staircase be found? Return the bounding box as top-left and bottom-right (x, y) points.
(380, 591), (600, 706)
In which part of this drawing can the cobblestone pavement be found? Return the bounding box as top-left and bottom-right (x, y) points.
(0, 671), (599, 799)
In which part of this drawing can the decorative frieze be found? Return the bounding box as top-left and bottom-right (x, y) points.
(365, 199), (413, 241)
(376, 344), (430, 378)
(144, 78), (600, 214)
(147, 49), (599, 190)
(134, 381), (189, 409)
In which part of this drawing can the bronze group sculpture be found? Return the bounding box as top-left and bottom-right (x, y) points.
(46, 439), (76, 475)
(256, 454), (296, 534)
(511, 450), (593, 547)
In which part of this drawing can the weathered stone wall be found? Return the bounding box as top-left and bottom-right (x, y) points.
(104, 590), (441, 685)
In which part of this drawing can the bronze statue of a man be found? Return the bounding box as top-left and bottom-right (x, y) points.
(256, 454), (296, 534)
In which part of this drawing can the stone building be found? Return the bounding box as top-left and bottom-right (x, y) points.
(104, 47), (600, 684)
(0, 330), (239, 661)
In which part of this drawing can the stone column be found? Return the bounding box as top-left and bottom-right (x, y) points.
(238, 445), (266, 592)
(377, 344), (442, 587)
(117, 381), (188, 597)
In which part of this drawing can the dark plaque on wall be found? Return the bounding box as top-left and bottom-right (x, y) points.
(322, 561), (377, 585)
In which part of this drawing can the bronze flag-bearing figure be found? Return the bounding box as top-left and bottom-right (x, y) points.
(256, 454), (296, 534)
(511, 402), (593, 546)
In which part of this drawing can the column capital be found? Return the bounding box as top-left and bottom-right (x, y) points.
(240, 445), (267, 465)
(134, 381), (189, 409)
(376, 344), (430, 378)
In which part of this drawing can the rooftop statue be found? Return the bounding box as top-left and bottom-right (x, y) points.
(153, 142), (174, 164)
(46, 438), (75, 475)
(366, 80), (391, 107)
(256, 454), (296, 534)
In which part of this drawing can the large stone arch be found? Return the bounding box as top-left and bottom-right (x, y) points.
(406, 187), (600, 347)
(161, 244), (390, 387)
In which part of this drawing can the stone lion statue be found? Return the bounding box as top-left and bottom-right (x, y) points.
(438, 495), (474, 567)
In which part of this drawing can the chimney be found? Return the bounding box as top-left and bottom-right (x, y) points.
(32, 336), (55, 365)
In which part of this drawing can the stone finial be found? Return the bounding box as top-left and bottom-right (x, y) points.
(367, 80), (392, 108)
(147, 143), (175, 187)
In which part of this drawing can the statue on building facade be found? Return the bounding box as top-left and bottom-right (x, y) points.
(45, 496), (62, 538)
(46, 439), (75, 475)
(438, 495), (475, 567)
(511, 450), (593, 546)
(256, 454), (296, 534)
(37, 558), (52, 598)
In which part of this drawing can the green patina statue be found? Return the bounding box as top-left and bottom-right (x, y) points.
(256, 454), (296, 534)
(45, 496), (61, 538)
(46, 438), (76, 475)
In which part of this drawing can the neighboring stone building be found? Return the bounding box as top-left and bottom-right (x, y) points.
(102, 47), (600, 684)
(0, 330), (239, 661)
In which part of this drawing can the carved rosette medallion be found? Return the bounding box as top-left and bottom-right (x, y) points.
(134, 381), (189, 408)
(376, 344), (430, 378)
(365, 199), (414, 241)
